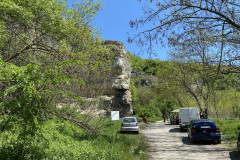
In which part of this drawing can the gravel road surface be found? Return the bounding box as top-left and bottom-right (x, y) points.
(142, 121), (240, 160)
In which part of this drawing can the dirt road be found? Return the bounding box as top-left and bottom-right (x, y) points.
(142, 121), (240, 160)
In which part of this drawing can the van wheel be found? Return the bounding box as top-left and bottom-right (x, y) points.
(180, 127), (184, 132)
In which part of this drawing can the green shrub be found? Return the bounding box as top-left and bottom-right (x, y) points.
(213, 118), (240, 150)
(0, 117), (148, 160)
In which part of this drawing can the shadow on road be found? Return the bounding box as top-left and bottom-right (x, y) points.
(165, 123), (179, 126)
(164, 123), (172, 125)
(119, 131), (139, 135)
(229, 151), (240, 160)
(182, 137), (219, 146)
(182, 137), (193, 145)
(169, 128), (181, 132)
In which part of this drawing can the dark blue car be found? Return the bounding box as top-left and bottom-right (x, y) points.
(188, 119), (221, 144)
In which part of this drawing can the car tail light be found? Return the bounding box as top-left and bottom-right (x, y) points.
(216, 127), (220, 133)
(191, 127), (196, 133)
(136, 122), (138, 126)
(179, 119), (181, 123)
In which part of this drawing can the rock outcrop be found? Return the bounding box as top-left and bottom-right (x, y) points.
(102, 40), (132, 117)
(57, 40), (132, 118)
(66, 40), (132, 117)
(131, 70), (157, 88)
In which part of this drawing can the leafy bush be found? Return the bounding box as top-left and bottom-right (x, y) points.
(0, 117), (148, 160)
(213, 118), (240, 150)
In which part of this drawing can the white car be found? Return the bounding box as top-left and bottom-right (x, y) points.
(120, 117), (140, 134)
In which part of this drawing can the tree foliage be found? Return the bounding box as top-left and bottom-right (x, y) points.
(0, 0), (116, 157)
(130, 53), (240, 118)
(129, 54), (180, 117)
(130, 0), (240, 67)
(129, 0), (240, 118)
(128, 52), (162, 75)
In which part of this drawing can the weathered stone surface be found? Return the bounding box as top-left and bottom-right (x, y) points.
(103, 40), (132, 117)
(112, 74), (130, 90)
(131, 70), (157, 88)
(80, 40), (132, 117)
(57, 40), (132, 117)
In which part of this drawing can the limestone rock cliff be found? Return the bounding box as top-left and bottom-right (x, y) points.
(57, 40), (132, 118)
(102, 40), (132, 117)
(70, 40), (132, 117)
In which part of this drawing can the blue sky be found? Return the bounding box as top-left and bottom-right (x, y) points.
(68, 0), (169, 60)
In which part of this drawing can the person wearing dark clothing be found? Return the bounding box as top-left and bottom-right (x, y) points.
(163, 115), (166, 123)
(176, 116), (179, 125)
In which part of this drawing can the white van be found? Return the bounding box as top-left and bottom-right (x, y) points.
(179, 107), (200, 131)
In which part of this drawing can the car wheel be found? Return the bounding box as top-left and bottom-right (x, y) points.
(237, 140), (240, 151)
(216, 139), (221, 144)
(190, 137), (195, 143)
(180, 127), (184, 132)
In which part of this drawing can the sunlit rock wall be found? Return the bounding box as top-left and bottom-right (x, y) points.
(56, 40), (132, 117)
(102, 40), (132, 117)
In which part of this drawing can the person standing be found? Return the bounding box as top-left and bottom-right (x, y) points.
(167, 114), (169, 123)
(163, 114), (166, 123)
(143, 116), (148, 124)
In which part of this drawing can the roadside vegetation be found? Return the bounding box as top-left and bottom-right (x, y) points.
(0, 116), (148, 160)
(0, 0), (148, 159)
(213, 119), (240, 151)
(129, 53), (240, 119)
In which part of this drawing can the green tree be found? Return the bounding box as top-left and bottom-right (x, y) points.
(129, 0), (240, 68)
(130, 55), (179, 117)
(0, 0), (115, 158)
(129, 0), (240, 118)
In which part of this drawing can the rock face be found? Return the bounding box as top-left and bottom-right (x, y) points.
(131, 70), (157, 88)
(73, 40), (132, 117)
(102, 40), (132, 117)
(56, 40), (132, 118)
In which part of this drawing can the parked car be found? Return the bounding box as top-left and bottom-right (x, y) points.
(179, 107), (200, 131)
(120, 117), (140, 134)
(237, 127), (240, 151)
(188, 119), (221, 144)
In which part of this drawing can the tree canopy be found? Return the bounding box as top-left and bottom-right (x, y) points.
(0, 1), (116, 157)
(130, 0), (240, 67)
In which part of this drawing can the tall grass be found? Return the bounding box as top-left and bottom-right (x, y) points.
(213, 118), (240, 150)
(0, 117), (148, 160)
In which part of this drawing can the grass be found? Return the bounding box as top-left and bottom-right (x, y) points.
(212, 118), (240, 150)
(0, 116), (148, 160)
(147, 115), (162, 123)
(102, 117), (149, 160)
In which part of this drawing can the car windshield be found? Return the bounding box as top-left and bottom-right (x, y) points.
(192, 119), (213, 124)
(123, 118), (136, 122)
